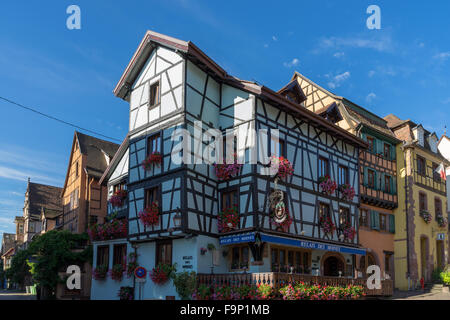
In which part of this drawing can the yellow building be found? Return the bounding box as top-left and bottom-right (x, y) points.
(385, 114), (449, 290)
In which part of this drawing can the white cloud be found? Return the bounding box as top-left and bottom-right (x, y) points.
(0, 165), (62, 186)
(272, 35), (277, 41)
(283, 58), (300, 68)
(333, 52), (345, 58)
(318, 34), (393, 53)
(366, 92), (377, 103)
(433, 52), (450, 61)
(326, 71), (350, 89)
(263, 44), (269, 48)
(368, 70), (376, 77)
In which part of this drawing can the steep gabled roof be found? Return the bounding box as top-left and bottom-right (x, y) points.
(28, 181), (62, 216)
(114, 30), (368, 149)
(277, 79), (307, 105)
(99, 134), (129, 185)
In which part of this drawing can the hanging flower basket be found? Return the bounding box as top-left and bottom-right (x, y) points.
(213, 153), (243, 181)
(270, 156), (294, 180)
(93, 265), (108, 280)
(88, 218), (127, 241)
(319, 216), (336, 237)
(138, 202), (160, 227)
(341, 222), (356, 241)
(319, 175), (337, 196)
(270, 207), (293, 232)
(339, 184), (355, 202)
(150, 263), (176, 285)
(109, 190), (128, 208)
(419, 210), (432, 224)
(436, 215), (448, 228)
(111, 264), (125, 282)
(126, 253), (138, 277)
(141, 151), (162, 170)
(200, 247), (207, 255)
(218, 206), (239, 233)
(118, 286), (134, 300)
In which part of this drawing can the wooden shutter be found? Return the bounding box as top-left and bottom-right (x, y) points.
(376, 139), (382, 154)
(391, 176), (396, 194)
(374, 171), (379, 190)
(371, 210), (380, 230)
(389, 215), (395, 233)
(390, 143), (396, 160)
(380, 173), (386, 192)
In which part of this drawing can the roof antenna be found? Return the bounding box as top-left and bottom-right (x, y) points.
(445, 125), (447, 136)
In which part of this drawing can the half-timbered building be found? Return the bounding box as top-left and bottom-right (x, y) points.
(88, 30), (376, 300)
(289, 72), (400, 286)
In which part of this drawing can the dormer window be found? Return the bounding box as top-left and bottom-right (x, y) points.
(413, 125), (424, 147)
(278, 80), (307, 106)
(428, 134), (438, 153)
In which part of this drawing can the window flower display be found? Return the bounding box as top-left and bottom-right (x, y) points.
(141, 151), (162, 170)
(341, 222), (356, 241)
(218, 206), (239, 233)
(150, 263), (177, 285)
(436, 215), (448, 228)
(213, 153), (243, 181)
(88, 218), (127, 241)
(93, 265), (108, 280)
(319, 216), (335, 237)
(339, 184), (355, 202)
(319, 175), (337, 196)
(111, 264), (125, 282)
(138, 202), (160, 227)
(419, 210), (432, 224)
(270, 156), (294, 180)
(108, 189), (128, 208)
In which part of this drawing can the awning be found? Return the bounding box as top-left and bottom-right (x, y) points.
(219, 232), (366, 256)
(260, 233), (366, 256)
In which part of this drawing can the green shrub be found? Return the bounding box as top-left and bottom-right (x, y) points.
(172, 271), (197, 300)
(440, 271), (450, 285)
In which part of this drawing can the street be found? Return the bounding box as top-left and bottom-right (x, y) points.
(0, 290), (36, 300)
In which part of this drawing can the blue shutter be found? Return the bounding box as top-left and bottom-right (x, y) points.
(390, 143), (396, 161)
(392, 176), (397, 194)
(363, 167), (368, 186)
(374, 171), (379, 190)
(371, 211), (380, 230)
(389, 215), (395, 233)
(376, 139), (382, 155)
(381, 173), (386, 192)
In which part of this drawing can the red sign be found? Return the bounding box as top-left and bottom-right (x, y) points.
(134, 266), (147, 279)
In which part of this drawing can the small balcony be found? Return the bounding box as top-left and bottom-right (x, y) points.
(197, 272), (393, 297)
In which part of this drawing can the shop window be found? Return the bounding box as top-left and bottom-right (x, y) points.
(271, 247), (310, 274)
(231, 245), (249, 270)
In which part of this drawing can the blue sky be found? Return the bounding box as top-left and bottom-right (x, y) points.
(1, 1), (449, 237)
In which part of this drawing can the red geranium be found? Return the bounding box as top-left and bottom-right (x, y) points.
(218, 206), (239, 233)
(109, 189), (128, 208)
(141, 151), (162, 170)
(138, 202), (160, 227)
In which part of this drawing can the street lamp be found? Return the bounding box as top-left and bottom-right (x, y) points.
(173, 210), (182, 228)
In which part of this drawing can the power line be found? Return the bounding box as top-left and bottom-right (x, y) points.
(0, 96), (122, 142)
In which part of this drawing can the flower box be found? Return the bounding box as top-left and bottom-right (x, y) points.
(218, 206), (239, 233)
(141, 151), (162, 170)
(111, 264), (125, 282)
(108, 190), (128, 208)
(150, 263), (176, 285)
(138, 202), (160, 227)
(118, 286), (134, 300)
(93, 265), (108, 280)
(319, 216), (336, 237)
(436, 215), (448, 228)
(270, 156), (294, 180)
(340, 222), (356, 241)
(339, 184), (355, 202)
(419, 210), (432, 224)
(319, 175), (337, 196)
(213, 153), (243, 181)
(88, 218), (127, 241)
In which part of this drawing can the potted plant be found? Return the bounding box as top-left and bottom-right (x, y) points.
(319, 175), (337, 196)
(118, 286), (134, 300)
(108, 190), (128, 208)
(138, 202), (160, 227)
(419, 210), (432, 224)
(141, 151), (162, 170)
(200, 247), (207, 255)
(319, 216), (336, 237)
(213, 153), (243, 181)
(93, 265), (108, 280)
(339, 184), (355, 202)
(88, 218), (128, 241)
(126, 253), (138, 277)
(218, 206), (239, 233)
(270, 156), (294, 180)
(436, 215), (448, 228)
(150, 263), (177, 285)
(111, 264), (125, 282)
(341, 222), (356, 241)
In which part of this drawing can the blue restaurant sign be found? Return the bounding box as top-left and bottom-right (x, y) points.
(219, 232), (366, 256)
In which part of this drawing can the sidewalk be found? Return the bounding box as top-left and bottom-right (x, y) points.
(0, 289), (36, 300)
(389, 289), (450, 300)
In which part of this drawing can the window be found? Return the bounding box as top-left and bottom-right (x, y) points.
(368, 169), (375, 189)
(149, 81), (160, 107)
(432, 163), (441, 181)
(156, 240), (172, 265)
(75, 161), (79, 177)
(417, 156), (426, 176)
(270, 136), (285, 158)
(113, 182), (126, 194)
(319, 202), (331, 219)
(97, 245), (109, 267)
(379, 213), (387, 231)
(74, 188), (79, 208)
(435, 198), (442, 217)
(29, 222), (35, 233)
(338, 165), (349, 185)
(231, 245), (249, 270)
(419, 192), (427, 212)
(319, 157), (329, 178)
(385, 253), (392, 276)
(147, 133), (161, 156)
(367, 136), (375, 153)
(271, 247), (310, 274)
(359, 209), (369, 227)
(339, 207), (350, 226)
(145, 187), (159, 208)
(113, 244), (127, 266)
(384, 175), (391, 193)
(383, 143), (390, 159)
(222, 189), (238, 210)
(89, 215), (98, 225)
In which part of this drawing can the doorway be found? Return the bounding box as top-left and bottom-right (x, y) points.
(436, 240), (445, 271)
(323, 256), (344, 276)
(420, 237), (429, 281)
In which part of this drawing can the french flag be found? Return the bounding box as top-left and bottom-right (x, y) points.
(435, 163), (447, 181)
